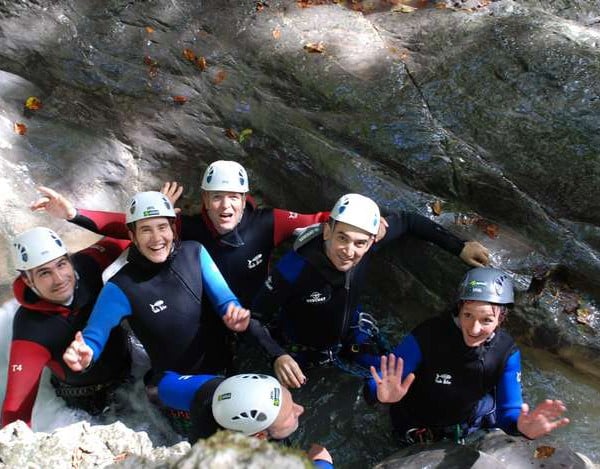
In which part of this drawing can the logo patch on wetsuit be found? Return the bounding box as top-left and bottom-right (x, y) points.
(149, 300), (167, 313)
(217, 392), (231, 401)
(247, 253), (263, 269)
(434, 373), (452, 385)
(304, 291), (330, 304)
(265, 275), (274, 291)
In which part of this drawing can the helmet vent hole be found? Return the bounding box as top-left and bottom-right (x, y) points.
(256, 412), (267, 422)
(240, 412), (249, 418)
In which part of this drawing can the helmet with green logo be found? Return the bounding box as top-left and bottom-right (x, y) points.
(201, 160), (249, 193)
(330, 193), (380, 235)
(12, 227), (68, 271)
(458, 267), (514, 305)
(125, 191), (176, 224)
(211, 374), (282, 435)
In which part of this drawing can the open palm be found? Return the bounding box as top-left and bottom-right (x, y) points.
(370, 353), (415, 404)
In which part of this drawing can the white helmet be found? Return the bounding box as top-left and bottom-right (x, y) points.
(330, 193), (380, 235)
(201, 160), (249, 193)
(13, 227), (68, 271)
(212, 374), (282, 435)
(125, 191), (176, 224)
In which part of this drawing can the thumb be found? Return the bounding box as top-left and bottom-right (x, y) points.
(75, 331), (85, 343)
(520, 402), (530, 417)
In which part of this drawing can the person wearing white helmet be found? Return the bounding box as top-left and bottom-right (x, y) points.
(32, 161), (332, 372)
(2, 227), (131, 428)
(150, 371), (333, 467)
(62, 191), (251, 436)
(250, 193), (490, 389)
(367, 268), (569, 444)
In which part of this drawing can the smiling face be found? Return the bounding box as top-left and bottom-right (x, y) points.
(129, 217), (174, 263)
(458, 300), (500, 347)
(202, 191), (246, 235)
(266, 387), (304, 440)
(323, 221), (374, 272)
(24, 255), (76, 304)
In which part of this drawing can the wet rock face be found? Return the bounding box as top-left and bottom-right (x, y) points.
(0, 1), (598, 376)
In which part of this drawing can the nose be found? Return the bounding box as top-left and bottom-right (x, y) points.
(294, 403), (304, 417)
(341, 243), (353, 258)
(470, 321), (482, 335)
(52, 270), (65, 282)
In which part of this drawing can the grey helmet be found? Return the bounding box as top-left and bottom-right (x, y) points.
(458, 267), (514, 305)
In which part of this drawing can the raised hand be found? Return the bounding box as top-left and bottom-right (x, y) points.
(517, 400), (570, 439)
(30, 186), (77, 220)
(459, 240), (490, 267)
(274, 354), (307, 389)
(63, 331), (94, 371)
(370, 353), (415, 404)
(222, 303), (250, 332)
(160, 181), (184, 211)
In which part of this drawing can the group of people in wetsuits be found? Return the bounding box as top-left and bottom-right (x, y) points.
(3, 160), (570, 467)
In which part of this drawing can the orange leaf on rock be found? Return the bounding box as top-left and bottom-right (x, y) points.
(148, 65), (159, 78)
(183, 48), (196, 62)
(25, 96), (43, 111)
(272, 27), (281, 40)
(143, 56), (157, 66)
(225, 128), (238, 140)
(304, 41), (325, 53)
(484, 223), (499, 239)
(213, 69), (227, 85)
(431, 200), (443, 216)
(195, 56), (207, 71)
(145, 26), (155, 34)
(534, 446), (556, 459)
(14, 122), (27, 135)
(173, 95), (188, 105)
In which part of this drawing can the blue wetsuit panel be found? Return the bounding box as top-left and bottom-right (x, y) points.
(83, 282), (132, 359)
(200, 246), (241, 315)
(157, 371), (217, 411)
(495, 349), (523, 433)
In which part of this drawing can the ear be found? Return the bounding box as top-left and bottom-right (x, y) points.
(127, 228), (135, 244)
(22, 273), (34, 289)
(323, 222), (332, 241)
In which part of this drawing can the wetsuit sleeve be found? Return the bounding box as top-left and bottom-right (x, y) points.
(365, 333), (422, 402)
(272, 208), (330, 246)
(71, 209), (130, 239)
(1, 340), (51, 427)
(378, 212), (464, 256)
(78, 237), (130, 269)
(82, 282), (132, 360)
(156, 371), (218, 411)
(313, 460), (334, 469)
(495, 349), (523, 434)
(199, 246), (241, 316)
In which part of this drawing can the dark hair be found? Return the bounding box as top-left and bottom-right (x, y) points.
(454, 300), (510, 324)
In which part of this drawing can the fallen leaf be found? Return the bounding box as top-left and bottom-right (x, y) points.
(483, 223), (499, 239)
(148, 66), (159, 78)
(304, 41), (325, 53)
(145, 26), (154, 34)
(195, 56), (207, 71)
(256, 1), (268, 11)
(143, 56), (158, 66)
(25, 96), (43, 111)
(114, 453), (129, 462)
(272, 27), (281, 40)
(183, 48), (196, 62)
(435, 2), (448, 9)
(534, 446), (556, 459)
(239, 128), (253, 143)
(173, 95), (188, 105)
(225, 128), (238, 140)
(431, 200), (443, 216)
(213, 69), (227, 85)
(14, 122), (27, 135)
(391, 4), (417, 12)
(576, 307), (591, 325)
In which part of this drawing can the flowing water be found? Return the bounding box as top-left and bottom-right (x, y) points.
(2, 297), (598, 468)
